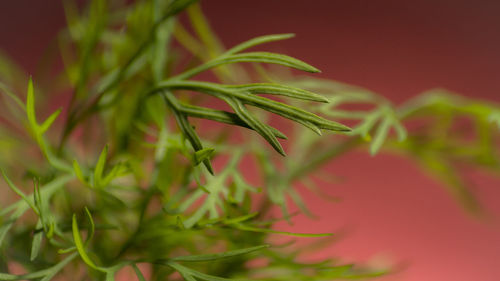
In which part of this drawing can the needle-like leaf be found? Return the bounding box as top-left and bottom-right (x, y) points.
(171, 245), (269, 262)
(225, 33), (295, 55)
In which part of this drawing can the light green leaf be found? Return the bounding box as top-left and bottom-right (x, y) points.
(225, 33), (295, 55)
(153, 80), (350, 133)
(72, 214), (107, 272)
(0, 252), (78, 281)
(226, 83), (329, 103)
(178, 102), (287, 139)
(1, 168), (39, 214)
(232, 223), (333, 238)
(84, 207), (95, 245)
(26, 77), (38, 129)
(94, 144), (108, 188)
(175, 52), (320, 80)
(72, 159), (87, 185)
(193, 148), (215, 165)
(39, 108), (62, 134)
(370, 115), (392, 156)
(171, 245), (269, 262)
(0, 81), (25, 111)
(30, 219), (44, 261)
(165, 262), (239, 281)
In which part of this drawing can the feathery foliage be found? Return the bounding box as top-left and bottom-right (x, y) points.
(0, 1), (499, 281)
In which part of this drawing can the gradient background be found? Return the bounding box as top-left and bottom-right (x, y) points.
(1, 1), (500, 280)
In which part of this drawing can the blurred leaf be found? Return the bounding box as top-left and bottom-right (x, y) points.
(171, 245), (269, 262)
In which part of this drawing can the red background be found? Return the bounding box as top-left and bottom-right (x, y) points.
(1, 1), (500, 280)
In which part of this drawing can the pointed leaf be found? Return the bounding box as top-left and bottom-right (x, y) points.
(193, 148), (215, 165)
(174, 52), (320, 80)
(73, 159), (87, 185)
(39, 108), (62, 134)
(72, 214), (107, 272)
(1, 168), (39, 214)
(26, 77), (38, 128)
(224, 97), (285, 156)
(370, 115), (392, 156)
(225, 33), (295, 55)
(227, 83), (329, 103)
(30, 220), (44, 261)
(178, 103), (287, 139)
(94, 144), (108, 187)
(131, 264), (146, 281)
(171, 245), (269, 262)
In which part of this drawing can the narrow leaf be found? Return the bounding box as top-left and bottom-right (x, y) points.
(171, 245), (269, 262)
(224, 97), (285, 156)
(233, 223), (333, 237)
(165, 262), (237, 281)
(163, 91), (214, 174)
(1, 168), (39, 214)
(193, 148), (215, 165)
(94, 144), (108, 187)
(72, 214), (107, 272)
(30, 219), (44, 261)
(39, 108), (62, 134)
(174, 52), (320, 80)
(225, 33), (295, 55)
(26, 77), (38, 128)
(73, 159), (87, 185)
(370, 116), (392, 156)
(227, 83), (329, 103)
(84, 207), (95, 245)
(178, 103), (287, 139)
(131, 264), (146, 281)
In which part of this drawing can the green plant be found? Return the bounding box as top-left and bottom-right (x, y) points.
(0, 1), (499, 280)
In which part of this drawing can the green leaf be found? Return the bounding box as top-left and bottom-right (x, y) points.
(0, 175), (73, 249)
(171, 245), (269, 262)
(226, 83), (329, 103)
(105, 271), (115, 281)
(30, 219), (44, 261)
(178, 102), (287, 139)
(164, 0), (200, 22)
(84, 207), (95, 245)
(101, 162), (129, 187)
(94, 144), (108, 188)
(1, 168), (39, 214)
(0, 81), (26, 112)
(392, 117), (407, 142)
(131, 264), (146, 281)
(153, 80), (350, 133)
(224, 96), (285, 156)
(370, 115), (392, 156)
(232, 223), (333, 238)
(175, 52), (320, 80)
(225, 33), (295, 55)
(39, 253), (79, 281)
(193, 148), (215, 165)
(72, 214), (107, 272)
(26, 77), (38, 129)
(39, 108), (62, 134)
(162, 91), (214, 174)
(165, 262), (239, 281)
(72, 159), (87, 185)
(0, 252), (78, 281)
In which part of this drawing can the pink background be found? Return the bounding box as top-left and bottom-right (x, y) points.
(2, 1), (500, 280)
